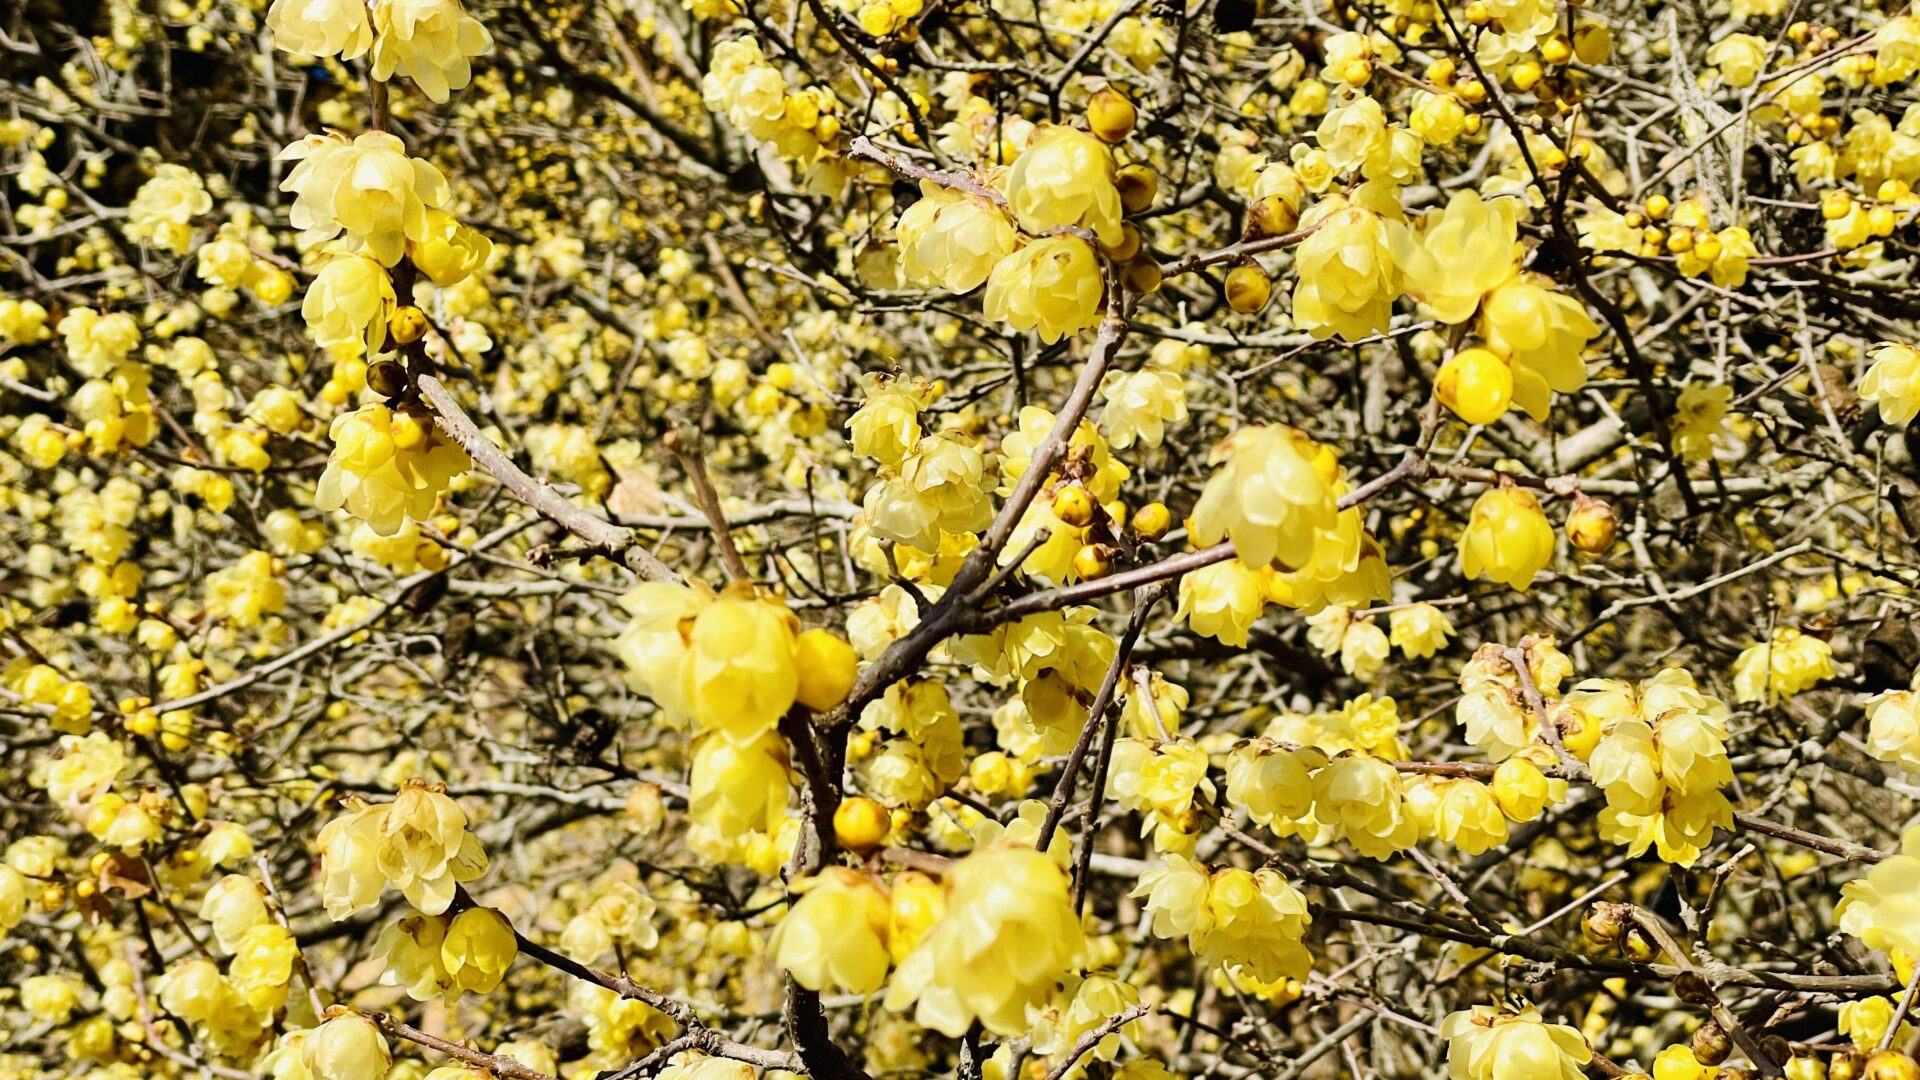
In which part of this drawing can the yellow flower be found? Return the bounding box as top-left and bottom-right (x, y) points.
(228, 923), (299, 1011)
(441, 906), (517, 996)
(1459, 486), (1555, 591)
(681, 593), (800, 741)
(1100, 368), (1188, 450)
(1389, 602), (1454, 658)
(1708, 33), (1768, 86)
(21, 974), (80, 1024)
(1316, 97), (1386, 175)
(656, 1053), (757, 1080)
(897, 182), (1018, 293)
(267, 0), (373, 59)
(1867, 691), (1920, 772)
(1395, 191), (1521, 325)
(316, 403), (470, 535)
(1839, 824), (1920, 958)
(408, 208), (493, 286)
(1479, 275), (1597, 419)
(57, 307), (141, 378)
(1671, 382), (1732, 461)
(1109, 737), (1215, 821)
(1291, 198), (1400, 341)
(885, 844), (1085, 1037)
(1434, 779), (1509, 855)
(1312, 753), (1416, 858)
(279, 132), (451, 266)
(1491, 753), (1561, 822)
(200, 875), (270, 953)
(614, 581), (710, 717)
(1175, 558), (1266, 646)
(303, 253), (397, 357)
(1731, 627), (1834, 704)
(370, 0), (494, 103)
(688, 730), (789, 843)
(1339, 618), (1389, 680)
(380, 781), (489, 914)
(1191, 425), (1342, 571)
(770, 867), (892, 993)
(1225, 740), (1325, 830)
(864, 432), (994, 551)
(1005, 124), (1124, 245)
(1862, 343), (1920, 425)
(126, 165), (211, 255)
(303, 1013), (392, 1080)
(0, 297), (51, 343)
(983, 237), (1105, 343)
(1441, 1005), (1591, 1080)
(847, 379), (929, 467)
(376, 911), (454, 999)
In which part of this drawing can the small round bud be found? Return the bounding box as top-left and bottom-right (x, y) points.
(1116, 164), (1158, 213)
(368, 359), (408, 399)
(1541, 34), (1574, 65)
(1122, 257), (1163, 294)
(1581, 902), (1626, 945)
(1052, 485), (1096, 527)
(1621, 923), (1659, 962)
(1691, 1021), (1731, 1067)
(1865, 1052), (1920, 1080)
(1510, 61), (1544, 91)
(1132, 501), (1172, 540)
(1073, 544), (1116, 580)
(1086, 86), (1138, 143)
(389, 305), (427, 345)
(1103, 222), (1143, 262)
(833, 797), (891, 852)
(1566, 495), (1618, 554)
(1434, 347), (1514, 426)
(1645, 193), (1672, 220)
(1835, 1053), (1868, 1080)
(1248, 194), (1300, 237)
(793, 629), (859, 711)
(1224, 264), (1272, 314)
(1573, 23), (1611, 63)
(1465, 0), (1491, 24)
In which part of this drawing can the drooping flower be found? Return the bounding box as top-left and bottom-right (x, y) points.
(370, 0), (494, 103)
(279, 132), (451, 266)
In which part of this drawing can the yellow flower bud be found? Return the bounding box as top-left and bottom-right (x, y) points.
(1435, 347), (1515, 425)
(832, 796), (891, 852)
(1564, 495), (1617, 554)
(793, 628), (858, 712)
(1086, 86), (1138, 143)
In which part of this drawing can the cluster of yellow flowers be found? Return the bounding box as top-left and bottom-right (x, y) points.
(1730, 626), (1836, 704)
(315, 780), (488, 917)
(1134, 854), (1313, 983)
(617, 581), (857, 859)
(882, 844), (1086, 1037)
(267, 0), (491, 102)
(1580, 669), (1737, 866)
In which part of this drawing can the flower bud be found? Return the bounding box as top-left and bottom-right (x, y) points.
(1122, 257), (1163, 294)
(1692, 1021), (1731, 1067)
(1866, 1053), (1920, 1080)
(1581, 902), (1626, 945)
(1116, 164), (1158, 213)
(1073, 544), (1116, 579)
(1225, 264), (1272, 314)
(1053, 485), (1095, 527)
(793, 629), (858, 712)
(1248, 195), (1299, 237)
(1435, 348), (1514, 426)
(1086, 87), (1137, 143)
(1102, 222), (1143, 262)
(833, 796), (891, 852)
(389, 305), (427, 345)
(1565, 495), (1617, 554)
(1837, 1053), (1869, 1080)
(1133, 501), (1172, 540)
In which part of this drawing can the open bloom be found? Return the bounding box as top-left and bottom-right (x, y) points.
(1395, 191), (1521, 325)
(1005, 124), (1124, 245)
(1441, 1005), (1591, 1080)
(1190, 426), (1342, 571)
(885, 844), (1085, 1037)
(371, 0), (494, 103)
(303, 254), (398, 356)
(317, 403), (471, 537)
(897, 182), (1017, 293)
(1861, 343), (1920, 425)
(770, 867), (892, 993)
(279, 131), (451, 265)
(267, 0), (373, 59)
(984, 237), (1104, 343)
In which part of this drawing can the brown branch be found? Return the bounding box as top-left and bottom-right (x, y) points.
(417, 374), (680, 583)
(367, 1012), (556, 1080)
